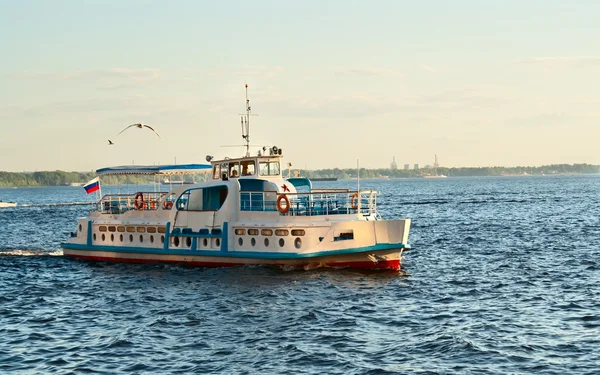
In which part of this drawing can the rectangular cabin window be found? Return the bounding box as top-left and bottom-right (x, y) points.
(126, 226), (136, 233)
(229, 163), (240, 178)
(334, 230), (354, 241)
(117, 226), (125, 232)
(212, 165), (221, 180)
(137, 227), (146, 233)
(157, 227), (166, 234)
(177, 186), (228, 211)
(248, 229), (259, 236)
(241, 160), (255, 176)
(259, 161), (281, 176)
(147, 227), (157, 233)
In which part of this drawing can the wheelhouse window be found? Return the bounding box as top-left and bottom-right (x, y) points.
(176, 186), (228, 211)
(229, 162), (240, 178)
(212, 164), (221, 180)
(241, 160), (255, 176)
(259, 161), (280, 176)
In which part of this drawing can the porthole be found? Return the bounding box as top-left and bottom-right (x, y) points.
(279, 238), (285, 247)
(251, 238), (256, 247)
(186, 237), (192, 248)
(294, 237), (302, 249)
(110, 234), (114, 242)
(108, 226), (116, 232)
(126, 226), (135, 233)
(261, 229), (273, 236)
(139, 235), (144, 243)
(160, 235), (164, 244)
(117, 226), (125, 232)
(79, 224), (82, 232)
(99, 226), (107, 232)
(275, 229), (289, 236)
(137, 227), (146, 233)
(235, 228), (246, 235)
(264, 238), (269, 247)
(291, 229), (305, 236)
(93, 233), (97, 241)
(248, 229), (259, 236)
(120, 234), (123, 242)
(216, 238), (221, 247)
(101, 234), (105, 241)
(147, 227), (156, 233)
(129, 234), (133, 243)
(238, 237), (243, 246)
(150, 235), (154, 243)
(203, 238), (208, 247)
(173, 237), (180, 247)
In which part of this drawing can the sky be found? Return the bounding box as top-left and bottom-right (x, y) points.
(1, 0), (599, 172)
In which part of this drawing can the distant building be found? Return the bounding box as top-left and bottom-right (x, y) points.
(390, 157), (398, 170)
(404, 164), (410, 170)
(414, 164), (419, 170)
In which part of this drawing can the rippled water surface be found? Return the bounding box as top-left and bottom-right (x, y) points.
(1, 177), (599, 374)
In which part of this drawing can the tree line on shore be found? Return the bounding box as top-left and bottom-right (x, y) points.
(0, 163), (598, 187)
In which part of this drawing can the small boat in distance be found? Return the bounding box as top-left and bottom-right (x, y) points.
(0, 201), (17, 208)
(61, 86), (411, 270)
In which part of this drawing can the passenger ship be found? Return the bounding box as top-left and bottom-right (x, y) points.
(61, 87), (411, 270)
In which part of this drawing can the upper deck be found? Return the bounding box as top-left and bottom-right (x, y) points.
(208, 146), (285, 181)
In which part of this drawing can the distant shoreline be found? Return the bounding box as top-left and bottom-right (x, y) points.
(1, 164), (599, 187)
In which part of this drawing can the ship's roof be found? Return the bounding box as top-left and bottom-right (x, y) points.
(96, 164), (211, 176)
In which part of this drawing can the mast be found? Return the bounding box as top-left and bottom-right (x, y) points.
(240, 83), (253, 157)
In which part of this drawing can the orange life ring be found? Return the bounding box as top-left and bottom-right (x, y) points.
(163, 201), (173, 210)
(134, 192), (144, 210)
(351, 193), (359, 209)
(277, 194), (290, 214)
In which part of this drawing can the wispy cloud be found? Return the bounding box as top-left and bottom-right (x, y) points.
(8, 68), (161, 81)
(333, 67), (401, 77)
(513, 56), (600, 67)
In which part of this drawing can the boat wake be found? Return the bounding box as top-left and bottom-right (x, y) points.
(0, 249), (63, 257)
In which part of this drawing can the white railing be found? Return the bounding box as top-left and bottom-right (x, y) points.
(240, 190), (378, 216)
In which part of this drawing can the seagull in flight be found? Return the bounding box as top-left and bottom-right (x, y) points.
(108, 140), (114, 145)
(117, 123), (162, 139)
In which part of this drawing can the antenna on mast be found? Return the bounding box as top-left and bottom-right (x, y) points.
(239, 83), (258, 157)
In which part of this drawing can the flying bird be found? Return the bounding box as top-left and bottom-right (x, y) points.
(108, 140), (114, 145)
(117, 123), (162, 139)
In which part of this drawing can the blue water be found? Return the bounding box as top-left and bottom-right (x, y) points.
(1, 177), (599, 374)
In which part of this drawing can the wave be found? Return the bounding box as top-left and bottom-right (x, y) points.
(0, 249), (63, 257)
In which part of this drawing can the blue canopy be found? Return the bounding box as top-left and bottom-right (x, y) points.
(96, 164), (211, 176)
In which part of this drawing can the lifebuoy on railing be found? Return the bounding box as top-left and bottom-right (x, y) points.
(351, 193), (359, 209)
(163, 201), (173, 210)
(134, 192), (144, 210)
(277, 194), (290, 214)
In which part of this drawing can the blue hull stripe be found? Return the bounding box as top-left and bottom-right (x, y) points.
(60, 242), (407, 260)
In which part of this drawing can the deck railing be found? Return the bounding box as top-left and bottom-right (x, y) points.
(240, 190), (378, 216)
(96, 192), (170, 213)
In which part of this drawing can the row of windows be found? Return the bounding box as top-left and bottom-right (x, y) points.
(234, 228), (305, 236)
(91, 231), (302, 250)
(93, 232), (165, 244)
(237, 236), (302, 249)
(84, 224), (166, 234)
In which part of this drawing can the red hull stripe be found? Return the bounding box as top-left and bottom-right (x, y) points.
(65, 254), (401, 270)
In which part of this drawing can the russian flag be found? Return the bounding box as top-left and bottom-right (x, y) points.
(83, 177), (100, 194)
